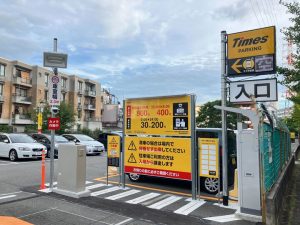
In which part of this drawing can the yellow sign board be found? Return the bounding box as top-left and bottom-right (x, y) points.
(37, 112), (43, 130)
(125, 95), (191, 136)
(107, 135), (121, 167)
(228, 26), (275, 59)
(227, 26), (276, 76)
(124, 136), (191, 180)
(198, 138), (219, 179)
(290, 132), (295, 139)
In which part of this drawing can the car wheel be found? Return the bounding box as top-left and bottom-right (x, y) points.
(128, 173), (142, 182)
(202, 177), (219, 194)
(9, 150), (18, 162)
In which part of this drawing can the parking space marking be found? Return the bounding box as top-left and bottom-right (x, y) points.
(0, 191), (22, 196)
(86, 183), (107, 190)
(91, 186), (121, 196)
(148, 196), (182, 210)
(18, 208), (58, 219)
(204, 214), (241, 223)
(45, 181), (93, 187)
(105, 189), (141, 200)
(126, 193), (161, 204)
(0, 194), (17, 200)
(174, 200), (205, 215)
(115, 218), (133, 225)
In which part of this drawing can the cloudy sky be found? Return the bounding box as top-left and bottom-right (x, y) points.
(0, 0), (293, 106)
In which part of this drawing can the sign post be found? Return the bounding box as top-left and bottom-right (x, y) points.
(43, 38), (67, 191)
(107, 135), (121, 186)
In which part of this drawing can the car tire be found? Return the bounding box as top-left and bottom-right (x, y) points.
(128, 173), (142, 182)
(202, 177), (219, 194)
(9, 150), (18, 162)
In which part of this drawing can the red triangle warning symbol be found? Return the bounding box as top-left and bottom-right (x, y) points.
(128, 141), (137, 151)
(128, 153), (137, 163)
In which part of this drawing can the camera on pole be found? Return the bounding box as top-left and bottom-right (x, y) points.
(51, 106), (59, 115)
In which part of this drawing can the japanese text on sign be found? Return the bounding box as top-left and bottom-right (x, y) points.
(229, 78), (277, 103)
(107, 135), (121, 167)
(124, 136), (191, 180)
(198, 138), (219, 179)
(49, 75), (61, 106)
(125, 95), (191, 136)
(48, 117), (60, 130)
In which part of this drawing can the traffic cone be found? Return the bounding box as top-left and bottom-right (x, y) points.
(229, 169), (238, 200)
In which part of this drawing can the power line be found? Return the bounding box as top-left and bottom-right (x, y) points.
(250, 0), (262, 27)
(254, 0), (268, 26)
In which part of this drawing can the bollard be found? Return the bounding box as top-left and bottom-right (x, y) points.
(40, 149), (46, 189)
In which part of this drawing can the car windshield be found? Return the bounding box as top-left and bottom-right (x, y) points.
(75, 134), (94, 141)
(9, 134), (36, 143)
(44, 135), (69, 143)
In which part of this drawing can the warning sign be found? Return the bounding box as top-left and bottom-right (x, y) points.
(198, 138), (219, 179)
(107, 135), (121, 167)
(124, 136), (191, 180)
(128, 141), (137, 151)
(124, 95), (192, 136)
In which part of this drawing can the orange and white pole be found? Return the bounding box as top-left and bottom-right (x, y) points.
(40, 149), (46, 189)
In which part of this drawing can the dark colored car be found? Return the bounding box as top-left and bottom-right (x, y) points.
(98, 131), (122, 150)
(126, 128), (237, 194)
(30, 133), (71, 158)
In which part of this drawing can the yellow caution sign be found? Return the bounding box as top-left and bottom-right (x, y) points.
(290, 132), (295, 139)
(198, 138), (219, 179)
(107, 135), (121, 167)
(124, 136), (191, 180)
(125, 95), (191, 136)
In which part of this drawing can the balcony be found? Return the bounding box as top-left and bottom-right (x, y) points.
(84, 104), (96, 111)
(0, 95), (4, 102)
(12, 94), (32, 105)
(84, 90), (96, 97)
(61, 86), (67, 93)
(77, 104), (83, 111)
(12, 114), (33, 125)
(0, 76), (5, 83)
(13, 76), (32, 87)
(84, 116), (101, 122)
(78, 89), (83, 95)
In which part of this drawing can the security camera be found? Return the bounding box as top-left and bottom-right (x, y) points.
(51, 107), (59, 115)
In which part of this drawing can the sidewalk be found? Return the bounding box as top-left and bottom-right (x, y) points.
(279, 145), (300, 225)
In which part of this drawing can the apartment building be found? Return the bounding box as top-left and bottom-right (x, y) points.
(0, 57), (103, 132)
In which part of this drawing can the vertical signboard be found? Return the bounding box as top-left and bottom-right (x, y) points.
(198, 138), (219, 178)
(227, 26), (276, 76)
(124, 136), (191, 180)
(107, 135), (121, 167)
(125, 95), (191, 136)
(49, 75), (61, 106)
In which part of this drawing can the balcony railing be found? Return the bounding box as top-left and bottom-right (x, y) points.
(78, 89), (83, 95)
(0, 76), (5, 83)
(84, 90), (96, 97)
(12, 94), (32, 105)
(13, 114), (33, 125)
(0, 95), (4, 102)
(84, 117), (101, 122)
(84, 104), (96, 110)
(13, 76), (32, 87)
(77, 104), (83, 110)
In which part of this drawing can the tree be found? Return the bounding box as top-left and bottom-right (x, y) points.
(196, 100), (237, 129)
(277, 1), (300, 132)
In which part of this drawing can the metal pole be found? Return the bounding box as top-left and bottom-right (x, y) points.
(191, 95), (197, 200)
(221, 31), (228, 206)
(121, 100), (126, 189)
(49, 38), (57, 191)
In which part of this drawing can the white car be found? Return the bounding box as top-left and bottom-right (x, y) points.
(0, 133), (47, 161)
(62, 134), (105, 155)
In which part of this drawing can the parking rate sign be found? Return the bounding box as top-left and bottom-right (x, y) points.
(125, 95), (191, 136)
(124, 136), (191, 180)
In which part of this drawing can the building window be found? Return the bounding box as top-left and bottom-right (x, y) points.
(0, 64), (5, 76)
(62, 78), (67, 88)
(78, 111), (82, 119)
(16, 88), (28, 97)
(78, 81), (83, 91)
(44, 90), (48, 101)
(0, 104), (2, 118)
(62, 93), (66, 101)
(0, 84), (3, 95)
(78, 96), (82, 105)
(45, 73), (49, 87)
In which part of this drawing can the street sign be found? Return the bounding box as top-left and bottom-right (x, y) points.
(107, 135), (121, 167)
(124, 136), (191, 180)
(49, 75), (61, 106)
(48, 117), (60, 130)
(227, 26), (276, 76)
(43, 52), (68, 68)
(198, 138), (219, 179)
(125, 95), (191, 136)
(229, 78), (278, 103)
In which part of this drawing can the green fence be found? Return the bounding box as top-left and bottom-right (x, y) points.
(260, 122), (291, 192)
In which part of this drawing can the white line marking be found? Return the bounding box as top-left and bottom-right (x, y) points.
(86, 183), (107, 190)
(126, 193), (161, 205)
(55, 208), (98, 222)
(141, 194), (170, 206)
(213, 202), (239, 210)
(148, 196), (182, 210)
(18, 208), (57, 219)
(45, 181), (92, 187)
(115, 218), (133, 225)
(174, 200), (206, 215)
(91, 186), (120, 196)
(0, 191), (22, 196)
(105, 189), (141, 200)
(0, 195), (16, 200)
(204, 214), (241, 223)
